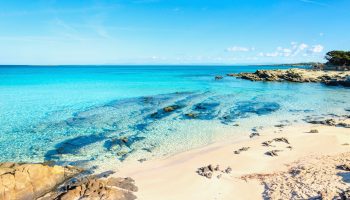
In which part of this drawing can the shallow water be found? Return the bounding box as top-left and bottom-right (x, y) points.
(0, 65), (349, 167)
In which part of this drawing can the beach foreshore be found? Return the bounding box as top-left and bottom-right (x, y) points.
(115, 118), (350, 200)
(1, 117), (350, 200)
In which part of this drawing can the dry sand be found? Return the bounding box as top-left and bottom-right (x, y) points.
(115, 118), (350, 200)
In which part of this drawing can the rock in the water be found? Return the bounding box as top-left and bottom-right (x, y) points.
(0, 163), (81, 200)
(163, 105), (181, 112)
(215, 76), (223, 80)
(185, 113), (198, 119)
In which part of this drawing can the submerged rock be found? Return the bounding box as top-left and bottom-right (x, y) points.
(221, 101), (280, 123)
(45, 134), (107, 161)
(185, 113), (198, 119)
(150, 104), (184, 119)
(215, 76), (223, 80)
(163, 105), (181, 112)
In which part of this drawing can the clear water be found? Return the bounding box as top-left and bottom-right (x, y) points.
(0, 65), (349, 168)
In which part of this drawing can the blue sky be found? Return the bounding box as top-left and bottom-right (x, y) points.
(0, 0), (349, 65)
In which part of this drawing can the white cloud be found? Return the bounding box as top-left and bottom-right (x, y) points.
(265, 52), (279, 57)
(298, 43), (308, 50)
(308, 44), (324, 53)
(226, 46), (254, 52)
(258, 42), (324, 58)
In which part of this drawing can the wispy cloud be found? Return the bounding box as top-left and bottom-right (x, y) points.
(0, 4), (120, 17)
(308, 44), (324, 53)
(298, 0), (329, 7)
(226, 46), (255, 52)
(259, 42), (324, 57)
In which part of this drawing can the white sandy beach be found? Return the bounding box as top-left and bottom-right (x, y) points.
(116, 118), (350, 200)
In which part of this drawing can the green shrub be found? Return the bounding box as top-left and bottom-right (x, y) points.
(325, 51), (350, 66)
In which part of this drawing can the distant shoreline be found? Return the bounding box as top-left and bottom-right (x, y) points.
(0, 63), (319, 67)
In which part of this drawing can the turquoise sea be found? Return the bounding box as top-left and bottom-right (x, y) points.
(0, 65), (349, 168)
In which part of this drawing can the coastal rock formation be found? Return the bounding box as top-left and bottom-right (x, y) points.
(307, 118), (350, 128)
(242, 152), (350, 199)
(44, 176), (138, 200)
(0, 162), (81, 200)
(0, 163), (138, 200)
(228, 68), (350, 87)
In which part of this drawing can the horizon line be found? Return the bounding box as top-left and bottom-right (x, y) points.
(0, 62), (320, 67)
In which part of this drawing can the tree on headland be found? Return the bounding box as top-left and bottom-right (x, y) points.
(325, 50), (350, 66)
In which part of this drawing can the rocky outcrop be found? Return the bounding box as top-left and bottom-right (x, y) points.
(0, 163), (138, 200)
(0, 162), (81, 200)
(228, 68), (350, 87)
(44, 176), (138, 200)
(196, 164), (232, 179)
(307, 118), (350, 128)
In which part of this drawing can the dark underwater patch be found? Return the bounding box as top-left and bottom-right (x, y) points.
(149, 104), (185, 119)
(45, 134), (107, 161)
(184, 102), (220, 120)
(221, 101), (280, 123)
(104, 135), (146, 150)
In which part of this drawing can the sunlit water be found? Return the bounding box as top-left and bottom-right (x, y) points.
(0, 65), (349, 168)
